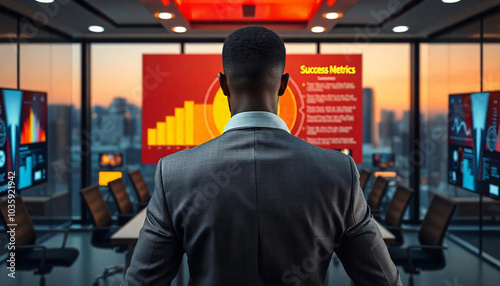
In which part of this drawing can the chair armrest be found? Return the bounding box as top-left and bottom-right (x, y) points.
(117, 213), (135, 225)
(36, 229), (69, 248)
(85, 225), (116, 231)
(384, 226), (404, 231)
(406, 245), (447, 273)
(133, 202), (148, 209)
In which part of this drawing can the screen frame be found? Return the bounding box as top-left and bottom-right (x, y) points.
(0, 88), (49, 196)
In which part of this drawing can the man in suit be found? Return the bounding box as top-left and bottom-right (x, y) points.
(124, 26), (401, 286)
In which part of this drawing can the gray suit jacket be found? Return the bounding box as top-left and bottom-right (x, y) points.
(125, 127), (401, 285)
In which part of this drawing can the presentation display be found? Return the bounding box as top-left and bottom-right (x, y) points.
(142, 54), (362, 164)
(448, 91), (500, 199)
(372, 153), (395, 169)
(99, 153), (123, 168)
(0, 89), (48, 194)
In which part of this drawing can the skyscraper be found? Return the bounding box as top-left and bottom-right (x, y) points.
(363, 88), (374, 145)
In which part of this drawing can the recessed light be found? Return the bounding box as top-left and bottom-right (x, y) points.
(157, 12), (174, 20)
(311, 26), (326, 33)
(442, 0), (461, 3)
(88, 25), (105, 33)
(35, 0), (55, 3)
(392, 25), (409, 33)
(323, 12), (342, 20)
(172, 26), (187, 33)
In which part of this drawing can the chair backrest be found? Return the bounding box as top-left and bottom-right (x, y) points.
(128, 170), (150, 204)
(385, 185), (414, 227)
(419, 194), (457, 246)
(359, 169), (372, 191)
(367, 176), (389, 210)
(108, 178), (133, 215)
(80, 185), (112, 227)
(0, 197), (36, 246)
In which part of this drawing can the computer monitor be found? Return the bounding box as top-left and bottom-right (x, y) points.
(0, 89), (48, 195)
(448, 91), (500, 199)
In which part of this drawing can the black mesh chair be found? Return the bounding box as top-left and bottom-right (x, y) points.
(382, 185), (414, 246)
(128, 169), (151, 206)
(0, 197), (79, 286)
(388, 194), (457, 286)
(80, 185), (127, 286)
(367, 176), (389, 214)
(359, 169), (372, 192)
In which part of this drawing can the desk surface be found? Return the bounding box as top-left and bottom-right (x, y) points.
(374, 219), (396, 244)
(111, 208), (396, 244)
(111, 208), (147, 244)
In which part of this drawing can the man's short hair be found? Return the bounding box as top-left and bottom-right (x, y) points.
(222, 26), (286, 79)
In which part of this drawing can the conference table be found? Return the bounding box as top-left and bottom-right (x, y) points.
(111, 208), (396, 265)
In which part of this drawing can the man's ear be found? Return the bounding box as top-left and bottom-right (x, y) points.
(218, 72), (230, 96)
(278, 73), (290, 96)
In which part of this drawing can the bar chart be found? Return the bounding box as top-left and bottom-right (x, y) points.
(147, 101), (215, 146)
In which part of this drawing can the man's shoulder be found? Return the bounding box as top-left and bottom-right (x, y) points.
(159, 127), (352, 167)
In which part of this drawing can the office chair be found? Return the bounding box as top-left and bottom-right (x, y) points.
(0, 197), (79, 286)
(381, 185), (414, 246)
(367, 176), (389, 214)
(128, 169), (151, 206)
(358, 168), (372, 192)
(80, 185), (127, 286)
(108, 178), (137, 224)
(388, 194), (457, 286)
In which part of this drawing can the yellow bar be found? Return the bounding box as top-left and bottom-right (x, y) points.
(184, 101), (194, 145)
(157, 122), (166, 146)
(99, 171), (122, 186)
(148, 128), (157, 146)
(166, 116), (175, 145)
(175, 108), (185, 145)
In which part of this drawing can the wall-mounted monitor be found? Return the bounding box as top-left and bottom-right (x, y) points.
(372, 153), (395, 169)
(99, 153), (123, 168)
(0, 89), (48, 195)
(448, 91), (500, 199)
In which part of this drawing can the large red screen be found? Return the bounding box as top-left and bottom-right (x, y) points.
(142, 54), (362, 164)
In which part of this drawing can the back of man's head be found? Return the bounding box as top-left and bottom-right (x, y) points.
(222, 26), (286, 81)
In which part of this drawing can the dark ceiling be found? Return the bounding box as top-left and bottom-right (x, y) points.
(0, 0), (499, 41)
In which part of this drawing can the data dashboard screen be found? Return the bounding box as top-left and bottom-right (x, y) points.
(0, 89), (48, 195)
(448, 91), (500, 199)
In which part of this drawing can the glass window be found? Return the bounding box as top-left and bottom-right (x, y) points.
(0, 12), (17, 89)
(482, 11), (500, 262)
(420, 21), (481, 251)
(90, 43), (181, 216)
(19, 43), (81, 221)
(321, 43), (411, 211)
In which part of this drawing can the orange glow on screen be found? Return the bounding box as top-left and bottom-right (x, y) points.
(374, 171), (397, 178)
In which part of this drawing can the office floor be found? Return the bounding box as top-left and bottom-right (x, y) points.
(1, 230), (499, 286)
(451, 229), (500, 261)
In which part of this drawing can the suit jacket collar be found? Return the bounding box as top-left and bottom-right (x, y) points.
(223, 111), (290, 134)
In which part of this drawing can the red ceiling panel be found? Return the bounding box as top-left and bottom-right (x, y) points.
(171, 0), (324, 22)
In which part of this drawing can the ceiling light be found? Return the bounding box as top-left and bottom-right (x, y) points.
(392, 25), (409, 33)
(157, 12), (174, 20)
(172, 26), (187, 33)
(311, 26), (326, 33)
(35, 0), (55, 3)
(323, 12), (342, 20)
(88, 25), (105, 33)
(442, 0), (461, 3)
